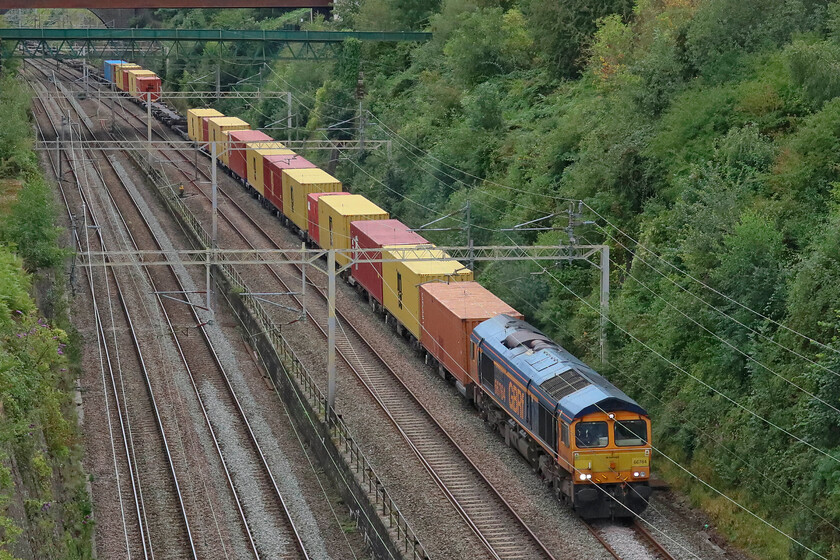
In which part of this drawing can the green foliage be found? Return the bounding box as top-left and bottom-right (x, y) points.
(685, 0), (828, 79)
(524, 0), (634, 78)
(0, 61), (92, 559)
(1, 176), (64, 271)
(787, 37), (840, 109)
(0, 74), (64, 272)
(441, 7), (533, 86)
(152, 1), (840, 555)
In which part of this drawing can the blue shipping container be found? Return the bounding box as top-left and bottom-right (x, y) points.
(103, 60), (126, 83)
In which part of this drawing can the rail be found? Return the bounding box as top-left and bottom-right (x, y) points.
(137, 130), (428, 560)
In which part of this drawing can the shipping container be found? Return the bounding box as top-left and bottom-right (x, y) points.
(115, 63), (140, 91)
(246, 147), (293, 195)
(127, 69), (156, 97)
(135, 75), (162, 102)
(350, 219), (429, 304)
(318, 194), (389, 267)
(225, 129), (273, 175)
(187, 109), (223, 144)
(307, 192), (351, 246)
(103, 60), (126, 83)
(419, 281), (522, 386)
(381, 246), (473, 340)
(264, 154), (316, 213)
(282, 168), (342, 233)
(206, 116), (250, 154)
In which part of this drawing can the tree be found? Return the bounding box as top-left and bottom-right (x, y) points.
(523, 0), (634, 78)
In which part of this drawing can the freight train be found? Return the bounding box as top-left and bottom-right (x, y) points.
(102, 60), (653, 519)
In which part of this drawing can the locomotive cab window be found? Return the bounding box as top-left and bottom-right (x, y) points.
(396, 272), (403, 308)
(614, 420), (648, 447)
(561, 422), (570, 447)
(329, 216), (334, 246)
(575, 421), (608, 448)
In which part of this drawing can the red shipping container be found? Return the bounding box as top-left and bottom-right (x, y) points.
(265, 154), (317, 213)
(350, 219), (429, 304)
(227, 130), (273, 180)
(135, 76), (162, 102)
(420, 282), (523, 386)
(307, 192), (351, 245)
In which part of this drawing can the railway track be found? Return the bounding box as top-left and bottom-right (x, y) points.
(46, 59), (681, 560)
(586, 519), (678, 560)
(57, 61), (560, 559)
(29, 68), (198, 560)
(27, 60), (310, 560)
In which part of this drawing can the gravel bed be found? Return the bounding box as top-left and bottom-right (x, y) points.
(103, 153), (253, 559)
(32, 80), (141, 560)
(58, 60), (754, 560)
(641, 491), (752, 560)
(591, 522), (656, 560)
(176, 176), (492, 557)
(105, 93), (368, 558)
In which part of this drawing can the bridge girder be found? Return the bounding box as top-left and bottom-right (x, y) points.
(0, 1), (330, 7)
(0, 28), (431, 61)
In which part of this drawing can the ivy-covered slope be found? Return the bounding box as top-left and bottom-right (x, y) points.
(0, 59), (92, 559)
(154, 2), (840, 557)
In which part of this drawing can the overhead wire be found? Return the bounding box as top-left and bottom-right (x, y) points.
(601, 228), (840, 379)
(309, 109), (840, 554)
(356, 107), (840, 427)
(496, 273), (840, 539)
(582, 202), (840, 358)
(168, 67), (840, 550)
(357, 94), (840, 367)
(599, 251), (840, 414)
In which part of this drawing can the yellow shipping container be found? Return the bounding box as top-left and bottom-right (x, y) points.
(187, 109), (223, 143)
(127, 69), (156, 97)
(115, 63), (140, 91)
(318, 194), (389, 265)
(246, 147), (294, 195)
(206, 117), (250, 155)
(381, 246), (473, 339)
(282, 168), (342, 232)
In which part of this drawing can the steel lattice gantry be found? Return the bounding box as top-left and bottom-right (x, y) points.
(0, 28), (432, 61)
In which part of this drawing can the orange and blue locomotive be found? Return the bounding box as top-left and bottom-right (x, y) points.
(469, 315), (652, 519)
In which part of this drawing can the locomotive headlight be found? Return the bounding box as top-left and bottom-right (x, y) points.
(633, 471), (645, 478)
(633, 472), (640, 477)
(586, 474), (592, 480)
(579, 473), (587, 481)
